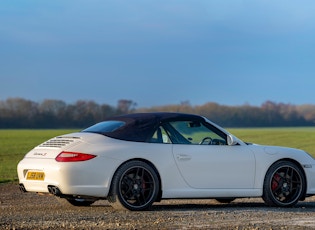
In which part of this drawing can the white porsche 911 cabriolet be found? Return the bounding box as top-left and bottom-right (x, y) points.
(17, 112), (315, 211)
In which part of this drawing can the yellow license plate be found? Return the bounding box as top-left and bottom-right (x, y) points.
(26, 171), (45, 181)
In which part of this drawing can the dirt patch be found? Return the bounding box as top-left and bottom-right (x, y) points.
(2, 182), (315, 229)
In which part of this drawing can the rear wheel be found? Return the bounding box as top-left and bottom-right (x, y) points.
(108, 160), (160, 211)
(262, 161), (305, 207)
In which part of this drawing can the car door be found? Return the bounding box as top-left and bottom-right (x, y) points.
(173, 144), (255, 189)
(163, 119), (256, 189)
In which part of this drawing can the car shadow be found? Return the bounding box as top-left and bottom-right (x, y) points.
(91, 198), (315, 212)
(149, 199), (315, 212)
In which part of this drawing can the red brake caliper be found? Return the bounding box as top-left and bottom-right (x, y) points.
(272, 173), (281, 191)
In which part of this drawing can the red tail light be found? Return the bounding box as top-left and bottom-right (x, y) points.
(55, 151), (96, 162)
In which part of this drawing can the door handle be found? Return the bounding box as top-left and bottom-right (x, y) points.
(177, 154), (191, 161)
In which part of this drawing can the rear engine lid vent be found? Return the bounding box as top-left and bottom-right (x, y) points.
(39, 136), (81, 148)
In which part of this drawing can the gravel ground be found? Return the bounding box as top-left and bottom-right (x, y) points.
(2, 183), (315, 229)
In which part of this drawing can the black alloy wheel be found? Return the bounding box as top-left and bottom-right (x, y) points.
(262, 161), (305, 207)
(109, 160), (160, 211)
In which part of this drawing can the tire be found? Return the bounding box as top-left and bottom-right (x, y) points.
(108, 160), (160, 211)
(215, 198), (235, 204)
(262, 161), (305, 207)
(56, 197), (96, 207)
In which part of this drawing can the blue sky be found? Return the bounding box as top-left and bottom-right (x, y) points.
(1, 0), (315, 108)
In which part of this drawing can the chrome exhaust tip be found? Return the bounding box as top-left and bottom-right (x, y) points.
(47, 185), (62, 196)
(19, 183), (27, 193)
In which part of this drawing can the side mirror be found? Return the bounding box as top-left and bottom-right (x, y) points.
(227, 134), (238, 146)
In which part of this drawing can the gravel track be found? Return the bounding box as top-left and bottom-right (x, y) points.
(2, 183), (315, 229)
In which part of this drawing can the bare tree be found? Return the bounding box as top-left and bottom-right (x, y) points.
(117, 99), (137, 114)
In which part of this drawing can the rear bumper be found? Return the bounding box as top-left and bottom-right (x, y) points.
(17, 157), (113, 197)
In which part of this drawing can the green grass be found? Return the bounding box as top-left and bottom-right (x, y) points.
(0, 129), (77, 183)
(1, 128), (315, 183)
(228, 127), (315, 156)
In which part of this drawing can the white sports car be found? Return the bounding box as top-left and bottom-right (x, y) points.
(17, 112), (315, 211)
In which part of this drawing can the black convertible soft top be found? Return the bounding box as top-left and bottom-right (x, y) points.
(83, 112), (205, 142)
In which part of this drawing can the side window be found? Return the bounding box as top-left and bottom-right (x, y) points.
(150, 126), (171, 144)
(166, 120), (227, 145)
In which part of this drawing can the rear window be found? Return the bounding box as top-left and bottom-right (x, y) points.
(82, 121), (125, 133)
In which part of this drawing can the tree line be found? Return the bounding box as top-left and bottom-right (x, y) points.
(1, 98), (315, 128)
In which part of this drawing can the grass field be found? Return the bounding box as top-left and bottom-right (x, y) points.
(0, 129), (78, 183)
(1, 128), (315, 183)
(228, 127), (315, 155)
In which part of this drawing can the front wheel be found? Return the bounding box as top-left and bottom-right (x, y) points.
(108, 160), (160, 211)
(262, 161), (305, 207)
